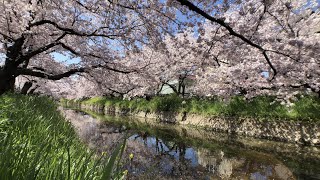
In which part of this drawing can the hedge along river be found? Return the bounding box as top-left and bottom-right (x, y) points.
(60, 108), (320, 180)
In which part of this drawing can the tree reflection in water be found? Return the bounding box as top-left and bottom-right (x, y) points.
(61, 108), (320, 179)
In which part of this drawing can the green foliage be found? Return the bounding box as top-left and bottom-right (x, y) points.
(150, 95), (182, 112)
(183, 97), (226, 116)
(223, 96), (288, 119)
(75, 94), (320, 121)
(0, 94), (125, 180)
(130, 98), (151, 112)
(290, 95), (320, 120)
(79, 95), (184, 112)
(82, 97), (107, 106)
(60, 98), (82, 108)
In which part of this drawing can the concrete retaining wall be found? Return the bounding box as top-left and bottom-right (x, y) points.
(79, 104), (320, 146)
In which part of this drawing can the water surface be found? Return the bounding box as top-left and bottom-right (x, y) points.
(61, 108), (320, 180)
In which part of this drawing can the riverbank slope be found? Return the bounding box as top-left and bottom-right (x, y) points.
(63, 95), (320, 145)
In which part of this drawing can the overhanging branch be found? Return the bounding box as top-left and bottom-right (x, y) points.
(175, 0), (277, 79)
(30, 20), (119, 38)
(290, 83), (318, 93)
(16, 64), (132, 80)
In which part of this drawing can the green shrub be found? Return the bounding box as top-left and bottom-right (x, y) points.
(149, 95), (182, 112)
(290, 95), (320, 120)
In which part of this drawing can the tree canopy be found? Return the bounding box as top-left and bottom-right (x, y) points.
(1, 0), (319, 100)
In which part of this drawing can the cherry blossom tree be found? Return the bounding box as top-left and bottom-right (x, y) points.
(168, 0), (320, 99)
(0, 0), (176, 95)
(3, 0), (319, 100)
(90, 34), (199, 98)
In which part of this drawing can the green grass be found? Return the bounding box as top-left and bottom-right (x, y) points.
(0, 94), (126, 180)
(65, 94), (320, 122)
(82, 97), (108, 106)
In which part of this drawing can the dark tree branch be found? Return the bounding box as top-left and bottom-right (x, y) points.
(107, 87), (135, 96)
(175, 0), (278, 79)
(176, 0), (262, 49)
(289, 83), (318, 93)
(24, 42), (58, 59)
(262, 50), (277, 79)
(87, 72), (136, 96)
(16, 64), (132, 80)
(59, 42), (80, 55)
(250, 4), (267, 40)
(107, 0), (143, 10)
(156, 83), (165, 95)
(23, 33), (67, 61)
(73, 0), (92, 11)
(265, 49), (298, 61)
(0, 32), (14, 41)
(30, 20), (119, 38)
(162, 81), (179, 94)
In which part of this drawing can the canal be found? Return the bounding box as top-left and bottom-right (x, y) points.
(61, 108), (320, 179)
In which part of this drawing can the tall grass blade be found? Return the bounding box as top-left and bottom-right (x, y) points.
(101, 137), (127, 180)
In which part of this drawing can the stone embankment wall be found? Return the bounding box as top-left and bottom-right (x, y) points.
(77, 103), (320, 146)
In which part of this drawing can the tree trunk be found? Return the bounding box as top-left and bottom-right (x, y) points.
(178, 82), (181, 95)
(21, 81), (33, 95)
(0, 36), (26, 95)
(28, 86), (38, 94)
(182, 84), (185, 98)
(0, 68), (16, 95)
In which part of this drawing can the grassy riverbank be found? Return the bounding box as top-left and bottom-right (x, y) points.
(0, 94), (125, 180)
(64, 95), (320, 122)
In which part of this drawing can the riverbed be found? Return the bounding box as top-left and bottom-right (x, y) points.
(61, 108), (320, 179)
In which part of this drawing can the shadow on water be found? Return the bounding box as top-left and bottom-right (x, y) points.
(61, 108), (320, 180)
